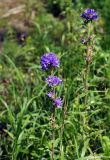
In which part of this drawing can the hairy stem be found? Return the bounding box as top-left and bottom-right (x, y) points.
(61, 101), (67, 145)
(51, 106), (55, 160)
(84, 38), (92, 107)
(84, 59), (90, 106)
(60, 101), (67, 158)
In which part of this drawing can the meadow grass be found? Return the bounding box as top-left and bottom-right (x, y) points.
(0, 0), (110, 159)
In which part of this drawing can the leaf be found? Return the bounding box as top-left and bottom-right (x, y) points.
(81, 138), (90, 157)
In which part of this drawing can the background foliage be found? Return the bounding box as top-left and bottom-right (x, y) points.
(0, 0), (110, 159)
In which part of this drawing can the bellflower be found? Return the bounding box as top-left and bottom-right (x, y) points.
(46, 76), (62, 87)
(81, 8), (98, 21)
(54, 97), (62, 108)
(40, 53), (60, 70)
(46, 90), (55, 99)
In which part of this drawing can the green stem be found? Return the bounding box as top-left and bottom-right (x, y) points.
(84, 59), (90, 106)
(51, 106), (55, 160)
(51, 68), (55, 160)
(60, 101), (67, 159)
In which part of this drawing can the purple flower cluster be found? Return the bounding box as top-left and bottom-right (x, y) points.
(81, 9), (98, 46)
(46, 76), (62, 87)
(81, 8), (98, 21)
(40, 52), (63, 108)
(47, 91), (62, 108)
(46, 90), (55, 99)
(54, 97), (62, 108)
(40, 53), (60, 70)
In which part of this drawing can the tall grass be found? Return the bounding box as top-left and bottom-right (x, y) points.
(0, 0), (110, 159)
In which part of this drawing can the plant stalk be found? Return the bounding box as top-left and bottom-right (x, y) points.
(60, 101), (67, 159)
(84, 59), (90, 106)
(84, 37), (92, 107)
(51, 106), (55, 160)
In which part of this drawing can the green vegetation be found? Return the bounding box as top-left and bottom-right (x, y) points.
(0, 0), (110, 159)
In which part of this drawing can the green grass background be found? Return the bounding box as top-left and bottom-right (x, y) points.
(0, 0), (110, 159)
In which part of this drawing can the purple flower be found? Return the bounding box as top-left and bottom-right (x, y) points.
(54, 97), (62, 108)
(46, 76), (62, 87)
(40, 53), (60, 70)
(46, 91), (55, 99)
(81, 38), (86, 44)
(81, 9), (98, 21)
